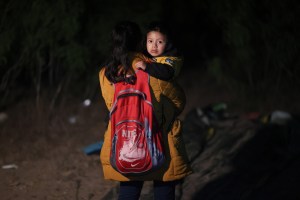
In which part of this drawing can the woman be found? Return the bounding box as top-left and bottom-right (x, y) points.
(99, 20), (192, 200)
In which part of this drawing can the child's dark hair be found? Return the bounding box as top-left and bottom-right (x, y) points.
(105, 21), (141, 83)
(144, 21), (180, 57)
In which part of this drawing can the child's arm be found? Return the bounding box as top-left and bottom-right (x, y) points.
(136, 61), (175, 81)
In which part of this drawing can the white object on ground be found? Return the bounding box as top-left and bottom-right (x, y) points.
(83, 99), (91, 107)
(270, 110), (292, 125)
(0, 112), (8, 123)
(2, 164), (18, 169)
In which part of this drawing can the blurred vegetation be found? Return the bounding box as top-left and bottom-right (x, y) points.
(0, 0), (299, 111)
(207, 0), (300, 107)
(165, 0), (299, 110)
(0, 0), (162, 109)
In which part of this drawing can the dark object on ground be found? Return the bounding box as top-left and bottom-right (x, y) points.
(181, 107), (300, 200)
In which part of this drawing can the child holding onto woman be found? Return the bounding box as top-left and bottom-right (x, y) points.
(134, 21), (183, 81)
(99, 21), (191, 200)
(134, 21), (185, 123)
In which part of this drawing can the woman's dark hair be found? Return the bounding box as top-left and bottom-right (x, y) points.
(105, 21), (142, 83)
(143, 21), (180, 57)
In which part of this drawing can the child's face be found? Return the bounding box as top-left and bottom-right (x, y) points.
(146, 31), (167, 57)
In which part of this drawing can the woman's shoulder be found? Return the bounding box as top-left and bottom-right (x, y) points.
(154, 56), (183, 64)
(99, 66), (105, 73)
(99, 67), (112, 85)
(99, 67), (106, 78)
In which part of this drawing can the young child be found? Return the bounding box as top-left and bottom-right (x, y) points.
(134, 21), (183, 81)
(134, 21), (186, 132)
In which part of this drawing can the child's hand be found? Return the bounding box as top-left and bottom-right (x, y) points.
(135, 61), (146, 70)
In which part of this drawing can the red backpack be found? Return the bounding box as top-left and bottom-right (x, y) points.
(109, 70), (165, 176)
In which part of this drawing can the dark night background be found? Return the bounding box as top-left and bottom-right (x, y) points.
(0, 0), (300, 199)
(1, 0), (299, 110)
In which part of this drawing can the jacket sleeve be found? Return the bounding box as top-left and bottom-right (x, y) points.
(145, 62), (175, 81)
(154, 56), (183, 78)
(159, 80), (186, 115)
(133, 54), (176, 81)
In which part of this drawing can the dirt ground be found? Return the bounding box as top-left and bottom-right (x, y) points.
(0, 68), (296, 200)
